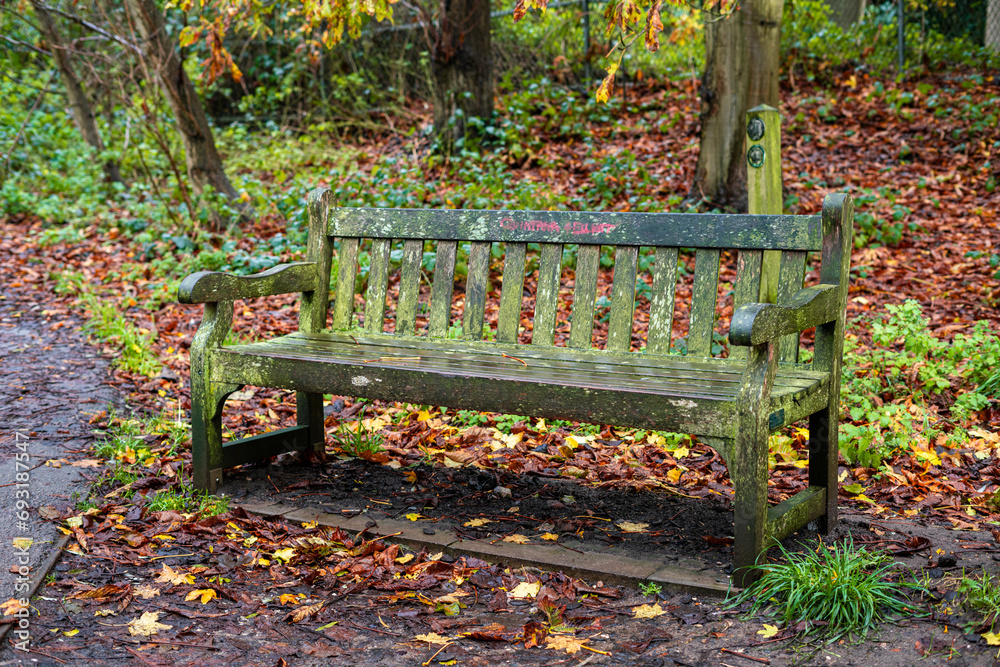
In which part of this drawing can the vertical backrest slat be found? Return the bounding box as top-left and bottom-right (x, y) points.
(532, 243), (563, 346)
(497, 242), (526, 344)
(364, 238), (392, 334)
(646, 246), (679, 355)
(777, 250), (808, 362)
(688, 248), (721, 357)
(331, 237), (361, 330)
(429, 240), (458, 338)
(395, 239), (424, 336)
(568, 244), (600, 349)
(729, 249), (763, 361)
(607, 246), (639, 352)
(463, 241), (492, 340)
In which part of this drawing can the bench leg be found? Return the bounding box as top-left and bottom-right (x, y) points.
(191, 376), (238, 493)
(808, 404), (838, 534)
(733, 342), (778, 588)
(296, 391), (327, 455)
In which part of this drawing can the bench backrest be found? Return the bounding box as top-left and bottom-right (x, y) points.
(306, 195), (843, 362)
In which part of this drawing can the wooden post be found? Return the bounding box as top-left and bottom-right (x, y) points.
(746, 105), (782, 304)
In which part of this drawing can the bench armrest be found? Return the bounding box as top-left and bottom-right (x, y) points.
(729, 284), (841, 347)
(177, 262), (318, 304)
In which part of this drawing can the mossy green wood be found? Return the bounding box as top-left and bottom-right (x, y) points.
(331, 237), (360, 330)
(463, 241), (492, 340)
(568, 244), (600, 349)
(646, 247), (679, 355)
(497, 242), (527, 344)
(329, 208), (822, 251)
(730, 249), (763, 361)
(178, 262), (318, 304)
(429, 240), (457, 338)
(747, 105), (783, 305)
(297, 188), (333, 452)
(607, 246), (638, 352)
(395, 239), (424, 336)
(688, 249), (721, 357)
(776, 250), (808, 362)
(532, 243), (563, 346)
(365, 238), (392, 334)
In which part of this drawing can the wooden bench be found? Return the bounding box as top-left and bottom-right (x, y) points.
(179, 188), (854, 585)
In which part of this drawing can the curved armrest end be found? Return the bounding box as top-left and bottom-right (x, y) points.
(729, 284), (840, 347)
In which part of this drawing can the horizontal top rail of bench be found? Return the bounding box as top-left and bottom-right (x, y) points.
(328, 208), (824, 251)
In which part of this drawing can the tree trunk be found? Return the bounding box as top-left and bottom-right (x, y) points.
(430, 0), (492, 147)
(692, 0), (784, 211)
(31, 1), (123, 184)
(124, 0), (248, 222)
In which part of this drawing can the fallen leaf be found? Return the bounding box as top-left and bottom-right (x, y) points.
(545, 634), (587, 654)
(155, 564), (195, 586)
(503, 534), (530, 544)
(618, 521), (649, 533)
(539, 532), (559, 541)
(127, 611), (171, 637)
(633, 603), (665, 619)
(463, 518), (494, 528)
(185, 589), (217, 604)
(415, 632), (452, 645)
(984, 631), (1000, 645)
(405, 513), (425, 521)
(286, 601), (324, 623)
(133, 584), (160, 600)
(508, 581), (541, 599)
(70, 459), (103, 468)
(757, 623), (779, 638)
(0, 599), (27, 616)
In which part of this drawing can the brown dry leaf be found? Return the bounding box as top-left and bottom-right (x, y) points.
(279, 593), (301, 606)
(633, 603), (665, 619)
(133, 584), (160, 600)
(523, 620), (548, 648)
(127, 611), (172, 637)
(463, 518), (494, 528)
(0, 599), (27, 616)
(286, 601), (324, 623)
(70, 459), (103, 468)
(415, 632), (452, 645)
(154, 564), (195, 587)
(545, 634), (587, 654)
(502, 534), (531, 544)
(617, 521), (649, 533)
(68, 584), (129, 601)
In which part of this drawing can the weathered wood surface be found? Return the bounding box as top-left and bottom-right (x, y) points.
(428, 240), (457, 338)
(532, 243), (563, 346)
(568, 244), (600, 349)
(178, 262), (318, 304)
(729, 284), (839, 347)
(330, 208), (823, 250)
(497, 242), (526, 344)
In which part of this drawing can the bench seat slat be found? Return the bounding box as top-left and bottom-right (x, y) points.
(329, 208), (823, 251)
(532, 243), (563, 346)
(688, 249), (721, 357)
(429, 240), (457, 338)
(395, 239), (424, 336)
(231, 332), (827, 389)
(497, 242), (527, 344)
(568, 244), (600, 349)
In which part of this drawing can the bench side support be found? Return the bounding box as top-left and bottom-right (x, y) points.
(297, 188), (334, 454)
(808, 193), (855, 532)
(190, 300), (239, 491)
(732, 340), (778, 587)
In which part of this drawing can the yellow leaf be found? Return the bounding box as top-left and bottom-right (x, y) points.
(63, 629), (79, 637)
(673, 446), (690, 458)
(395, 554), (415, 565)
(503, 534), (531, 544)
(127, 611), (172, 637)
(508, 581), (541, 599)
(154, 564), (195, 587)
(666, 468), (683, 483)
(463, 518), (494, 528)
(415, 632), (452, 645)
(272, 548), (296, 563)
(545, 634), (587, 654)
(94, 609), (116, 617)
(539, 532), (559, 541)
(185, 589), (217, 604)
(618, 521), (649, 533)
(404, 470), (418, 483)
(0, 599), (26, 616)
(757, 623), (779, 638)
(983, 631), (1000, 645)
(633, 603), (665, 619)
(405, 513), (425, 522)
(416, 410), (431, 422)
(279, 593), (301, 606)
